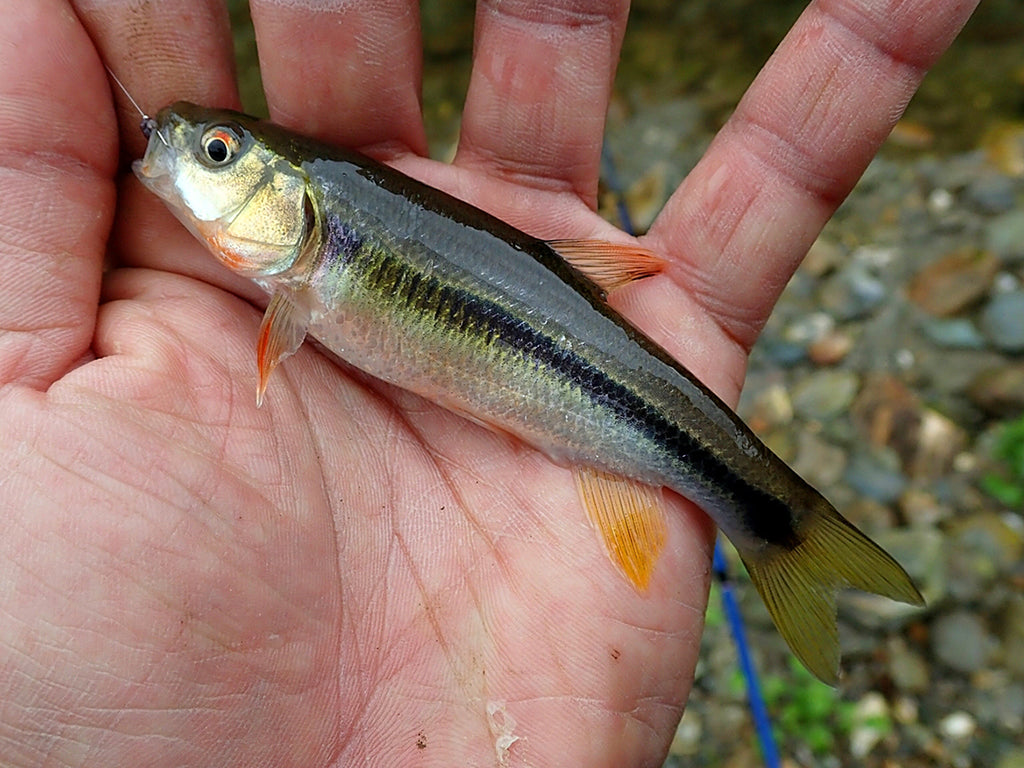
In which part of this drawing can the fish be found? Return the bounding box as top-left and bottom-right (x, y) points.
(127, 98), (924, 684)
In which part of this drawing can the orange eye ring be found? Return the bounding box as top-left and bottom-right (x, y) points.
(199, 125), (242, 167)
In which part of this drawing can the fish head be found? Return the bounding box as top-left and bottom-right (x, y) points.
(133, 102), (315, 278)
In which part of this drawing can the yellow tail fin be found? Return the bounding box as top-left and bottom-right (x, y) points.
(741, 505), (924, 685)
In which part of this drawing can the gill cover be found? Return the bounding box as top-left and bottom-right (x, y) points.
(133, 102), (315, 277)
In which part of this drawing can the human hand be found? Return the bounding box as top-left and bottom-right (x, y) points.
(0, 1), (976, 766)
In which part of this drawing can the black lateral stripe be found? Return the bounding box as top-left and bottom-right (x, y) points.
(359, 247), (796, 545)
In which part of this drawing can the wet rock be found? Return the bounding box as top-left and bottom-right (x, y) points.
(968, 363), (1024, 416)
(801, 236), (844, 277)
(907, 247), (999, 316)
(886, 637), (930, 693)
(947, 513), (1024, 582)
(667, 708), (701, 757)
(791, 369), (860, 421)
(918, 316), (987, 350)
(849, 692), (891, 759)
(744, 383), (793, 433)
(937, 711), (977, 740)
(782, 311), (834, 346)
(981, 290), (1024, 352)
(931, 611), (993, 674)
(755, 335), (806, 367)
(985, 210), (1024, 263)
(964, 173), (1017, 214)
(790, 431), (847, 489)
(898, 487), (953, 527)
(808, 330), (854, 365)
(844, 447), (907, 504)
(852, 376), (966, 481)
(819, 261), (888, 321)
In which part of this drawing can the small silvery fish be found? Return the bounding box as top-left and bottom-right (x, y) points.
(129, 100), (923, 684)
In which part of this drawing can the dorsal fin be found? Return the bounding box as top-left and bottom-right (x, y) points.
(573, 467), (667, 590)
(547, 239), (665, 292)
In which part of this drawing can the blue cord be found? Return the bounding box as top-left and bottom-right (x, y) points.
(601, 139), (781, 767)
(713, 542), (781, 768)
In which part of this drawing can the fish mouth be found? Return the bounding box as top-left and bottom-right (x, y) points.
(132, 126), (178, 204)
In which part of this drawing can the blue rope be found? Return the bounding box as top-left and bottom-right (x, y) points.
(713, 543), (781, 767)
(600, 140), (781, 767)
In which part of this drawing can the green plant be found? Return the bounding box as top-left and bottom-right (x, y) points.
(981, 414), (1024, 508)
(752, 657), (862, 755)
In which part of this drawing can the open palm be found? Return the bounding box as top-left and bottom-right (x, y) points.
(0, 1), (974, 766)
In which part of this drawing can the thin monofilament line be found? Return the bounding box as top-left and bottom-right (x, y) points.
(104, 65), (169, 147)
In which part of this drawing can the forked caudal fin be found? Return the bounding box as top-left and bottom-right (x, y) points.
(740, 502), (924, 685)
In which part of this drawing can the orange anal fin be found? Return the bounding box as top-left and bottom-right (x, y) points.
(573, 467), (667, 591)
(256, 290), (309, 407)
(547, 239), (665, 293)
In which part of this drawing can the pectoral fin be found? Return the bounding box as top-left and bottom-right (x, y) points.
(547, 239), (665, 292)
(256, 290), (309, 407)
(573, 467), (667, 591)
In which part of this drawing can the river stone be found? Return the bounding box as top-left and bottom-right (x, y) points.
(931, 610), (992, 674)
(985, 210), (1024, 263)
(791, 369), (860, 421)
(918, 316), (987, 349)
(968, 363), (1024, 416)
(965, 173), (1017, 214)
(981, 290), (1024, 352)
(907, 247), (999, 317)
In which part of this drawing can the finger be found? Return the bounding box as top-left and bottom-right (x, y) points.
(645, 0), (979, 349)
(73, 0), (239, 158)
(455, 0), (630, 204)
(73, 1), (250, 292)
(0, 0), (115, 389)
(251, 0), (427, 157)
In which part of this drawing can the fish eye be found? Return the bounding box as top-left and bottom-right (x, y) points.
(199, 125), (243, 167)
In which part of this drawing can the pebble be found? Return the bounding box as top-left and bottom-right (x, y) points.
(818, 261), (888, 321)
(667, 708), (701, 757)
(984, 210), (1024, 263)
(931, 611), (992, 674)
(782, 311), (834, 346)
(938, 711), (976, 740)
(980, 290), (1024, 351)
(843, 447), (907, 504)
(947, 513), (1024, 582)
(790, 431), (847, 488)
(887, 637), (930, 693)
(743, 383), (793, 432)
(849, 692), (891, 758)
(801, 237), (844, 277)
(968, 363), (1024, 415)
(917, 316), (987, 349)
(791, 369), (860, 421)
(907, 247), (999, 317)
(964, 173), (1017, 214)
(807, 329), (854, 365)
